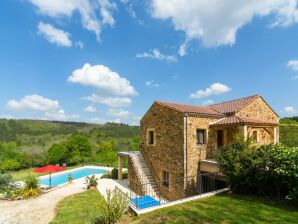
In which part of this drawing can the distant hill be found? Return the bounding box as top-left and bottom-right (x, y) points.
(0, 119), (139, 142)
(0, 117), (297, 147)
(279, 117), (298, 147)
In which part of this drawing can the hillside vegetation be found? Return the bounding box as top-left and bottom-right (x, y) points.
(280, 117), (298, 147)
(0, 119), (139, 172)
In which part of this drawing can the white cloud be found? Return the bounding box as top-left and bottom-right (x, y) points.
(7, 94), (79, 121)
(284, 106), (296, 114)
(107, 108), (130, 119)
(84, 105), (97, 112)
(0, 115), (14, 119)
(151, 0), (298, 47)
(37, 22), (72, 47)
(75, 41), (84, 49)
(29, 0), (117, 41)
(83, 95), (132, 107)
(287, 60), (298, 71)
(7, 94), (59, 111)
(68, 63), (137, 97)
(90, 116), (106, 124)
(202, 99), (214, 106)
(136, 49), (177, 63)
(90, 116), (121, 124)
(44, 109), (80, 121)
(145, 80), (159, 87)
(190, 83), (231, 99)
(131, 115), (141, 126)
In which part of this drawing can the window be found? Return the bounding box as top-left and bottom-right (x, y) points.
(252, 131), (258, 143)
(147, 129), (155, 145)
(196, 129), (206, 144)
(162, 170), (169, 188)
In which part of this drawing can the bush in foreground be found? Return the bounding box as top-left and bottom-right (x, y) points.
(217, 141), (298, 202)
(94, 188), (130, 224)
(0, 174), (12, 190)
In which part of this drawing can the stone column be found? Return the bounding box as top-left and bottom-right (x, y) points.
(118, 156), (123, 180)
(241, 125), (248, 140)
(274, 127), (279, 144)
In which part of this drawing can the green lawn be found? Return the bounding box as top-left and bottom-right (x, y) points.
(50, 190), (297, 224)
(126, 194), (298, 224)
(51, 189), (102, 224)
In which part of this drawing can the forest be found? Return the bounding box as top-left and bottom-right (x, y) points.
(0, 119), (140, 172)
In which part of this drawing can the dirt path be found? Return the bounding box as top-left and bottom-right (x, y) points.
(0, 181), (86, 224)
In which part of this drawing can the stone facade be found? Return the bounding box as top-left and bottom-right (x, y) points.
(140, 103), (185, 201)
(236, 97), (279, 122)
(133, 96), (279, 201)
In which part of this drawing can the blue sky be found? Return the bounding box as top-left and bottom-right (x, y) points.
(1, 0), (298, 124)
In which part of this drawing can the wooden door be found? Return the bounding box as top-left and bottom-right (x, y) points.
(217, 130), (223, 147)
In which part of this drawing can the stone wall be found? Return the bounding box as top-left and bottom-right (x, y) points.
(140, 102), (185, 201)
(236, 97), (279, 122)
(185, 115), (219, 174)
(247, 126), (275, 146)
(128, 158), (145, 196)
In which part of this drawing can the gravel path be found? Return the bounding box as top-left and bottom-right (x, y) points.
(0, 181), (86, 224)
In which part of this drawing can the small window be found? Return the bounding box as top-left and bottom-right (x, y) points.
(196, 129), (206, 144)
(252, 131), (258, 143)
(147, 130), (155, 145)
(162, 170), (169, 188)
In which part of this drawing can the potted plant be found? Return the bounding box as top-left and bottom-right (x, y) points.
(85, 175), (99, 190)
(68, 174), (73, 184)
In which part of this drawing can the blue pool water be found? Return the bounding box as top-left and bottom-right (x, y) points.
(131, 196), (160, 209)
(39, 167), (108, 187)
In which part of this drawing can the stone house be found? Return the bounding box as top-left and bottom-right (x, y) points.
(118, 95), (279, 201)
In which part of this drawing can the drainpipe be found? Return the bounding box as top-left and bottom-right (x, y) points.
(185, 113), (188, 196)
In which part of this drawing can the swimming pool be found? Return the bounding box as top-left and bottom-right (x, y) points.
(39, 167), (108, 187)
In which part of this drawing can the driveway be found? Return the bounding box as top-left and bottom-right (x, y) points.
(0, 180), (86, 224)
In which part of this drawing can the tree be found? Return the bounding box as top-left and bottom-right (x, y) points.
(65, 135), (92, 164)
(46, 143), (67, 165)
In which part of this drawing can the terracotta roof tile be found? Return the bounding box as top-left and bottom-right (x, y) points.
(210, 116), (278, 126)
(155, 101), (224, 117)
(209, 95), (260, 114)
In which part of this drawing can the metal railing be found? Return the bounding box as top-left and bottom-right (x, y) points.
(128, 171), (228, 210)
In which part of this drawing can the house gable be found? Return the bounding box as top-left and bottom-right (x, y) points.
(236, 96), (279, 122)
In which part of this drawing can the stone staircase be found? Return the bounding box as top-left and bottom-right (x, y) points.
(130, 152), (164, 201)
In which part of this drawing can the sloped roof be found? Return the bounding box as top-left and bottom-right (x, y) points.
(210, 116), (278, 126)
(155, 101), (224, 117)
(208, 95), (260, 114)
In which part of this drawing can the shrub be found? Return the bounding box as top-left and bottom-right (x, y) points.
(0, 174), (12, 190)
(85, 175), (99, 189)
(94, 188), (130, 224)
(111, 168), (118, 179)
(0, 159), (20, 172)
(5, 188), (23, 199)
(217, 141), (298, 201)
(24, 174), (39, 190)
(22, 188), (41, 198)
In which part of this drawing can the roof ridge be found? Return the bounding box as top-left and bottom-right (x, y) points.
(155, 100), (208, 109)
(208, 94), (260, 107)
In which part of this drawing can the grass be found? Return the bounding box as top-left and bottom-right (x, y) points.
(9, 165), (80, 181)
(123, 193), (298, 224)
(50, 190), (298, 224)
(51, 189), (102, 224)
